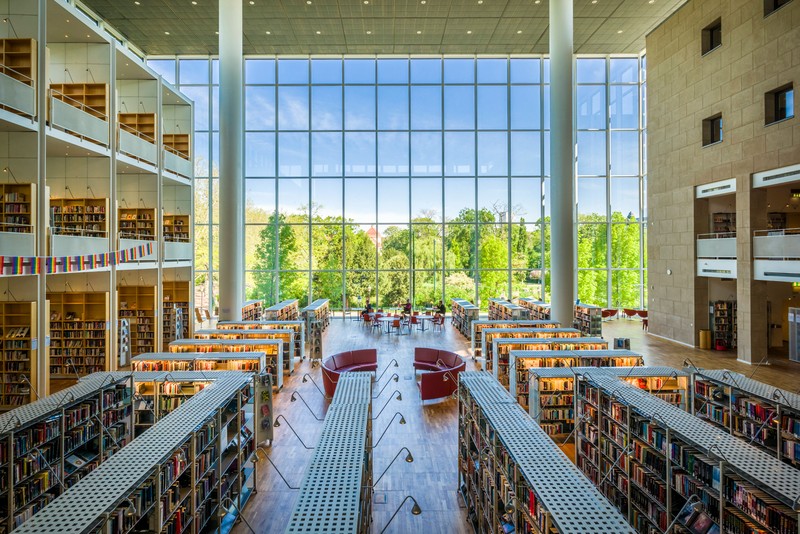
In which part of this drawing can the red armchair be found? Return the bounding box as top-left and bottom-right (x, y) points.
(321, 349), (378, 397)
(413, 348), (466, 401)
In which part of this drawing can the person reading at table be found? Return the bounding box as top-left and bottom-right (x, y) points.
(365, 299), (374, 313)
(402, 299), (412, 315)
(435, 300), (446, 314)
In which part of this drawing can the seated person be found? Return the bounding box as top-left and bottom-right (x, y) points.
(365, 299), (374, 313)
(402, 299), (412, 315)
(436, 300), (446, 314)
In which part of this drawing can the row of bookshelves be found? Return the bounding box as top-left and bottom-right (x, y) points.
(0, 184), (35, 235)
(0, 302), (41, 409)
(262, 300), (299, 321)
(480, 327), (581, 363)
(575, 372), (800, 534)
(119, 286), (157, 358)
(216, 320), (305, 363)
(240, 301), (262, 322)
(487, 298), (528, 321)
(469, 319), (561, 357)
(301, 299), (330, 336)
(710, 301), (737, 350)
(195, 329), (296, 370)
(458, 372), (635, 534)
(167, 340), (284, 389)
(575, 304), (603, 337)
(517, 298), (550, 320)
(451, 298), (480, 339)
(48, 293), (109, 379)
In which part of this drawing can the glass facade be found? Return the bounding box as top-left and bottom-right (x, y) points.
(150, 56), (647, 311)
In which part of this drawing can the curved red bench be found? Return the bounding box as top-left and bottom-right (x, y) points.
(321, 349), (378, 397)
(413, 348), (466, 401)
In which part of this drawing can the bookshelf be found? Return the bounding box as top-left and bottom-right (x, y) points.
(168, 339), (284, 388)
(47, 292), (109, 378)
(195, 329), (296, 371)
(216, 320), (305, 362)
(301, 299), (330, 334)
(263, 299), (299, 321)
(49, 83), (108, 120)
(451, 298), (480, 339)
(690, 369), (800, 469)
(14, 374), (259, 534)
(517, 298), (551, 320)
(161, 303), (181, 346)
(0, 38), (36, 86)
(163, 280), (190, 341)
(712, 212), (736, 233)
(575, 372), (800, 534)
(118, 286), (157, 357)
(0, 301), (42, 410)
(470, 319), (561, 357)
(49, 198), (108, 238)
(240, 300), (263, 321)
(118, 112), (156, 142)
(118, 207), (156, 241)
(768, 212), (788, 230)
(458, 372), (635, 534)
(710, 300), (737, 350)
(162, 214), (190, 243)
(488, 298), (529, 320)
(0, 373), (132, 532)
(132, 351), (266, 373)
(0, 184), (35, 234)
(491, 336), (608, 387)
(480, 327), (581, 363)
(285, 373), (373, 534)
(526, 366), (688, 439)
(575, 304), (603, 337)
(163, 133), (191, 160)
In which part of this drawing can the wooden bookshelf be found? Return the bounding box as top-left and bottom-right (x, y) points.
(241, 300), (263, 321)
(49, 83), (108, 120)
(163, 214), (189, 243)
(263, 299), (299, 321)
(49, 198), (107, 238)
(301, 299), (330, 333)
(487, 298), (529, 320)
(574, 303), (603, 336)
(1, 184), (35, 234)
(161, 303), (182, 347)
(194, 329), (296, 371)
(0, 302), (41, 410)
(118, 207), (156, 241)
(163, 133), (190, 160)
(118, 112), (156, 142)
(118, 286), (156, 357)
(0, 38), (36, 86)
(450, 298), (480, 339)
(576, 372), (800, 534)
(712, 211), (736, 233)
(162, 280), (190, 344)
(710, 300), (737, 350)
(517, 297), (551, 320)
(48, 292), (109, 378)
(216, 320), (305, 362)
(168, 339), (284, 388)
(470, 319), (561, 357)
(0, 373), (132, 531)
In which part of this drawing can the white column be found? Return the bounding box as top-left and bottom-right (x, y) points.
(549, 0), (576, 327)
(36, 0), (48, 394)
(218, 0), (244, 321)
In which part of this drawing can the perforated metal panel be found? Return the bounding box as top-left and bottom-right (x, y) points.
(14, 375), (252, 534)
(460, 372), (518, 405)
(331, 373), (373, 406)
(582, 374), (800, 509)
(694, 369), (800, 412)
(530, 366), (686, 379)
(131, 350), (266, 361)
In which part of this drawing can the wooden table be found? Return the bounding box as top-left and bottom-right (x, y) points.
(416, 314), (434, 331)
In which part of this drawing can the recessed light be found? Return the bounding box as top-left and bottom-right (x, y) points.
(477, 0), (483, 4)
(648, 0), (654, 3)
(420, 0), (426, 4)
(416, 30), (422, 34)
(215, 31), (219, 35)
(86, 34), (90, 38)
(164, 31), (170, 35)
(64, 34), (69, 38)
(364, 0), (369, 4)
(265, 31), (271, 34)
(306, 0), (312, 4)
(534, 0), (540, 3)
(134, 1), (140, 4)
(65, 19), (70, 22)
(366, 30), (372, 34)
(191, 0), (197, 4)
(591, 0), (597, 3)
(315, 30), (321, 34)
(249, 0), (255, 4)
(617, 30), (623, 33)
(467, 30), (472, 34)
(516, 30), (522, 34)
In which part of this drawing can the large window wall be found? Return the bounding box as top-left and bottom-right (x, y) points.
(149, 56), (646, 311)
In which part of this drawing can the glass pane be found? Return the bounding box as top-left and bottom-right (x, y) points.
(444, 132), (474, 176)
(344, 59), (375, 84)
(245, 224), (273, 273)
(379, 265), (410, 308)
(411, 132), (442, 176)
(414, 224), (443, 270)
(245, 59), (276, 84)
(444, 58), (474, 83)
(577, 270), (607, 306)
(510, 178), (541, 222)
(611, 223), (641, 268)
(577, 131), (606, 176)
(412, 178), (442, 222)
(577, 85), (606, 130)
(510, 131), (541, 176)
(195, 225), (209, 269)
(478, 178), (508, 219)
(345, 86), (376, 130)
(278, 86), (309, 130)
(576, 58), (606, 84)
(212, 178), (219, 223)
(377, 59), (408, 84)
(245, 132), (276, 177)
(179, 59), (208, 85)
(178, 86), (209, 131)
(477, 59), (507, 83)
(577, 224), (607, 268)
(195, 132), (210, 177)
(346, 227), (377, 272)
(410, 86), (442, 129)
(311, 86), (342, 130)
(377, 86), (409, 130)
(578, 178), (606, 219)
(477, 86), (507, 129)
(609, 85), (639, 129)
(445, 224), (476, 270)
(311, 59), (342, 84)
(195, 179), (210, 225)
(512, 269), (542, 301)
(510, 85), (540, 129)
(411, 59), (441, 84)
(311, 132), (343, 177)
(278, 178), (309, 217)
(610, 58), (639, 83)
(542, 177), (550, 220)
(378, 178), (409, 222)
(378, 132), (410, 176)
(280, 269), (309, 308)
(477, 132), (508, 176)
(478, 270), (509, 310)
(346, 269), (376, 303)
(445, 179), (475, 221)
(380, 224), (411, 264)
(444, 270), (475, 303)
(311, 178), (343, 219)
(211, 133), (219, 177)
(510, 58), (540, 84)
(311, 225), (343, 271)
(610, 131), (639, 176)
(278, 59), (308, 84)
(444, 86), (475, 130)
(611, 177), (640, 220)
(345, 178), (376, 222)
(414, 270), (442, 307)
(245, 86), (276, 130)
(148, 59), (175, 84)
(344, 133), (376, 176)
(611, 270), (640, 308)
(246, 179), (276, 218)
(312, 271), (343, 308)
(278, 132), (309, 177)
(212, 59), (219, 84)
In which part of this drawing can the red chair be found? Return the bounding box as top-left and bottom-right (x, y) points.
(413, 348), (466, 401)
(623, 308), (637, 319)
(321, 349), (378, 397)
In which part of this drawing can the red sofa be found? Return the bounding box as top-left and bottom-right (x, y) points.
(321, 349), (378, 397)
(413, 348), (466, 401)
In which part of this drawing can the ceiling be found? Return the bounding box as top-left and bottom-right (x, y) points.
(79, 0), (686, 56)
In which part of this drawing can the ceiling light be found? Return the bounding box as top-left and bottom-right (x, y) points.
(164, 31), (170, 35)
(366, 30), (372, 34)
(516, 30), (522, 34)
(249, 0), (255, 4)
(65, 19), (70, 22)
(534, 0), (540, 3)
(648, 0), (655, 3)
(420, 0), (426, 4)
(134, 1), (140, 4)
(467, 30), (472, 34)
(191, 0), (197, 4)
(215, 31), (219, 34)
(64, 34), (69, 38)
(364, 0), (369, 3)
(477, 0), (483, 4)
(306, 0), (312, 4)
(591, 0), (597, 3)
(617, 29), (623, 33)
(416, 30), (422, 34)
(315, 30), (321, 34)
(86, 34), (90, 38)
(265, 31), (271, 34)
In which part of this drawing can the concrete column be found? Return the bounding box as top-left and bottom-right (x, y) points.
(549, 0), (576, 327)
(736, 185), (768, 364)
(35, 0), (48, 394)
(218, 0), (244, 321)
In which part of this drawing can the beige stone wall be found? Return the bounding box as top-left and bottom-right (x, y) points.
(646, 0), (800, 359)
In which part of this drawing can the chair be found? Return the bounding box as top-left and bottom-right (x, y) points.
(391, 318), (402, 335)
(432, 315), (444, 332)
(372, 314), (382, 332)
(194, 308), (204, 326)
(411, 315), (420, 331)
(203, 308), (217, 325)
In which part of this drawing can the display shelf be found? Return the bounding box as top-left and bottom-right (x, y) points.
(163, 133), (190, 160)
(161, 303), (182, 347)
(526, 366), (688, 439)
(574, 304), (603, 337)
(168, 339), (284, 388)
(0, 38), (36, 89)
(117, 207), (156, 241)
(0, 184), (36, 235)
(458, 372), (635, 534)
(490, 336), (609, 387)
(47, 292), (110, 378)
(301, 299), (330, 335)
(0, 301), (42, 410)
(216, 320), (305, 362)
(470, 319), (561, 357)
(517, 298), (551, 320)
(162, 280), (190, 342)
(480, 327), (581, 363)
(117, 112), (156, 142)
(49, 198), (108, 238)
(263, 299), (299, 321)
(49, 83), (108, 120)
(194, 329), (296, 371)
(690, 369), (800, 469)
(575, 372), (800, 534)
(710, 300), (737, 350)
(0, 373), (132, 532)
(712, 212), (736, 233)
(285, 373), (373, 533)
(451, 298), (480, 339)
(118, 286), (156, 357)
(13, 374), (257, 534)
(162, 214), (189, 243)
(488, 298), (529, 321)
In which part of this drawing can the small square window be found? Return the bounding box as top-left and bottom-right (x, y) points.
(765, 0), (792, 16)
(702, 114), (723, 146)
(701, 18), (722, 56)
(766, 84), (794, 125)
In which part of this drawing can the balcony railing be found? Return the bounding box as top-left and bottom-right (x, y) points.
(696, 232), (736, 259)
(0, 65), (35, 118)
(118, 122), (157, 165)
(48, 88), (109, 147)
(754, 228), (800, 260)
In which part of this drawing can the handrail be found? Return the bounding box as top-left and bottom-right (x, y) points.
(51, 226), (108, 238)
(0, 222), (34, 233)
(0, 64), (35, 86)
(163, 143), (190, 160)
(118, 121), (156, 144)
(697, 232), (736, 239)
(48, 87), (108, 122)
(754, 227), (800, 237)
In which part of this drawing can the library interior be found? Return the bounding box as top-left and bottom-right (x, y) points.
(0, 0), (798, 533)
